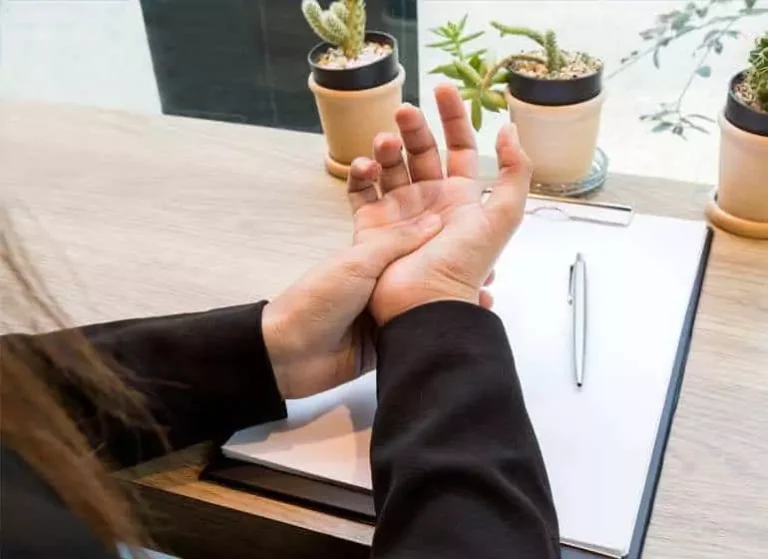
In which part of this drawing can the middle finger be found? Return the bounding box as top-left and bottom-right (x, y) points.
(395, 103), (443, 182)
(435, 83), (479, 179)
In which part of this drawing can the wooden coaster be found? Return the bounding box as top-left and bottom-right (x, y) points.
(325, 154), (350, 180)
(705, 188), (768, 239)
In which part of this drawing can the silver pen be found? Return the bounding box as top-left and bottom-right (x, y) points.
(568, 253), (587, 388)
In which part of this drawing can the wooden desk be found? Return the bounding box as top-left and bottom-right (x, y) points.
(2, 102), (767, 559)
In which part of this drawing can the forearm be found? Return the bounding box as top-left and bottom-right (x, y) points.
(371, 301), (559, 559)
(17, 302), (286, 467)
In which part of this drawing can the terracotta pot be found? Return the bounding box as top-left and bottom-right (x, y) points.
(307, 32), (404, 180)
(309, 67), (405, 179)
(505, 89), (605, 185)
(706, 72), (768, 239)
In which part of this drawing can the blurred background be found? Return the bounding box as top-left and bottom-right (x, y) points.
(1, 0), (765, 185)
(0, 0), (419, 129)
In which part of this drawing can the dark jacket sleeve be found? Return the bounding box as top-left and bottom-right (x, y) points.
(371, 301), (560, 559)
(19, 302), (286, 468)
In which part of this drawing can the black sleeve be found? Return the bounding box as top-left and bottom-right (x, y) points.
(371, 301), (560, 559)
(18, 302), (286, 468)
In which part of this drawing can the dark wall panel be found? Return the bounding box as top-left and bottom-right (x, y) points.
(140, 0), (418, 132)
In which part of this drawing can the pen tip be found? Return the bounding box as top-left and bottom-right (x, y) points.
(577, 382), (583, 388)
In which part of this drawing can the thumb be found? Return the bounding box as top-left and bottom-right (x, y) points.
(485, 123), (531, 232)
(350, 214), (443, 279)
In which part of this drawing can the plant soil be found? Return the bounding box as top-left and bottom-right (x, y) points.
(509, 50), (603, 80)
(735, 79), (766, 114)
(316, 42), (393, 70)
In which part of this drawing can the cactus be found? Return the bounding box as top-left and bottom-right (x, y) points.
(747, 31), (768, 112)
(302, 0), (366, 60)
(330, 1), (348, 21)
(490, 22), (566, 74)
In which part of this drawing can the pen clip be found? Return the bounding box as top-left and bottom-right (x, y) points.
(568, 263), (575, 305)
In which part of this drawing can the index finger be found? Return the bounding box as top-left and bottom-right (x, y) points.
(434, 83), (478, 179)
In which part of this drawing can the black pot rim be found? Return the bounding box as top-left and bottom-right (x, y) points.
(505, 65), (603, 107)
(724, 71), (768, 137)
(308, 31), (399, 91)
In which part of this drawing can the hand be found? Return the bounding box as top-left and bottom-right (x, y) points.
(261, 184), (443, 400)
(350, 83), (532, 325)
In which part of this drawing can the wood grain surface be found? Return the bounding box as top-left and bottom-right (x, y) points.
(2, 101), (766, 559)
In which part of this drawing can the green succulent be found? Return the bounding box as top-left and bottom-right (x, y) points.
(302, 0), (366, 59)
(427, 15), (569, 130)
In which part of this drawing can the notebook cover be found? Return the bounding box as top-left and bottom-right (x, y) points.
(202, 227), (714, 559)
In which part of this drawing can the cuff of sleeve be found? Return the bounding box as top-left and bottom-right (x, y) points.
(376, 301), (513, 389)
(227, 301), (287, 427)
(176, 301), (288, 445)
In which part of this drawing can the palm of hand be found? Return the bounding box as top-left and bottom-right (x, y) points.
(354, 177), (494, 325)
(265, 84), (528, 399)
(346, 83), (529, 324)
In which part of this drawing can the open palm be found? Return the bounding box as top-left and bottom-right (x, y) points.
(348, 84), (532, 325)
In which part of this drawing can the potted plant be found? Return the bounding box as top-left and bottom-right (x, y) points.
(429, 16), (605, 188)
(706, 31), (768, 239)
(302, 0), (405, 179)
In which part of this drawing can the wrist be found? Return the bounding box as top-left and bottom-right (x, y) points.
(372, 283), (479, 325)
(261, 301), (295, 399)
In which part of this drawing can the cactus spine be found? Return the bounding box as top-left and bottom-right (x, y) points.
(302, 0), (367, 59)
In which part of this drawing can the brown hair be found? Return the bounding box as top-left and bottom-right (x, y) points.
(1, 211), (159, 554)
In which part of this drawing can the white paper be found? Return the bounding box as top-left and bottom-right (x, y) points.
(223, 208), (708, 557)
(224, 372), (376, 491)
(492, 212), (707, 556)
